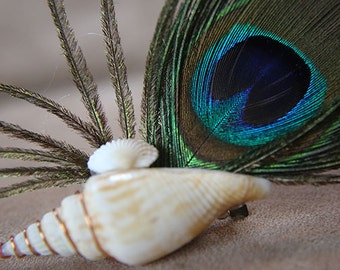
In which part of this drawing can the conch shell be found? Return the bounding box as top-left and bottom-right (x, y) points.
(0, 140), (270, 265)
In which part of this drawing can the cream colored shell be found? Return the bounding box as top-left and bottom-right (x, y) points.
(0, 168), (269, 265)
(87, 139), (159, 174)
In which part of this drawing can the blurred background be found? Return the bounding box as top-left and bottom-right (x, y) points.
(0, 0), (165, 87)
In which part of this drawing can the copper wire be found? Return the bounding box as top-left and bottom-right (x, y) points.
(52, 208), (80, 255)
(10, 236), (25, 258)
(23, 228), (40, 256)
(78, 192), (117, 261)
(36, 220), (57, 255)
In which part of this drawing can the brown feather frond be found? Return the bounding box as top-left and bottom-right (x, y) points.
(101, 0), (136, 139)
(0, 147), (74, 164)
(47, 0), (112, 145)
(0, 169), (89, 199)
(141, 0), (178, 141)
(269, 174), (340, 185)
(0, 166), (86, 178)
(0, 121), (88, 167)
(0, 83), (104, 148)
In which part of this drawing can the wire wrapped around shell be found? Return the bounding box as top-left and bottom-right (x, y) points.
(0, 140), (270, 265)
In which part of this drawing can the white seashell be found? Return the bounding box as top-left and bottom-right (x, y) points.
(0, 168), (270, 265)
(87, 139), (159, 174)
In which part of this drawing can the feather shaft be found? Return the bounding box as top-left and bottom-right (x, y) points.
(0, 175), (86, 199)
(0, 84), (104, 147)
(48, 0), (112, 145)
(0, 121), (88, 167)
(101, 0), (135, 139)
(269, 174), (340, 185)
(141, 0), (179, 141)
(0, 166), (86, 178)
(0, 147), (74, 164)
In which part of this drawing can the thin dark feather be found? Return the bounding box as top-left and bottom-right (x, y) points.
(142, 1), (217, 165)
(0, 166), (85, 178)
(0, 84), (104, 147)
(141, 0), (179, 141)
(0, 171), (88, 199)
(269, 174), (340, 185)
(101, 0), (135, 139)
(0, 121), (88, 167)
(141, 1), (225, 161)
(0, 147), (74, 164)
(48, 0), (112, 145)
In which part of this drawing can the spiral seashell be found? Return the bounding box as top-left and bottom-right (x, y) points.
(87, 139), (159, 174)
(0, 168), (269, 265)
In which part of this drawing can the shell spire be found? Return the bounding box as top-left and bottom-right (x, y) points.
(0, 171), (269, 264)
(0, 140), (270, 265)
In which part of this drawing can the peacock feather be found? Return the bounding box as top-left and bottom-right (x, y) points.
(0, 0), (339, 198)
(142, 0), (340, 184)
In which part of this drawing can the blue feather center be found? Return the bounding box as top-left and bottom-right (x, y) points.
(191, 24), (326, 146)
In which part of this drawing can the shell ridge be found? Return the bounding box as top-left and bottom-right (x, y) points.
(13, 231), (35, 256)
(23, 228), (40, 256)
(10, 236), (25, 258)
(78, 192), (117, 262)
(36, 220), (58, 255)
(60, 192), (104, 260)
(25, 222), (54, 256)
(52, 208), (79, 255)
(41, 212), (75, 256)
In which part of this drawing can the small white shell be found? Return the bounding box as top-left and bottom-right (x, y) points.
(87, 139), (158, 174)
(0, 168), (270, 265)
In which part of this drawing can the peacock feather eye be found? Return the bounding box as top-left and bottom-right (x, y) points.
(190, 25), (327, 147)
(142, 0), (339, 176)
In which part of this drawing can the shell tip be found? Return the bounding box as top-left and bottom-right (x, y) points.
(0, 242), (11, 259)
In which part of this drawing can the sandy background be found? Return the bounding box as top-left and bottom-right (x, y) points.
(0, 1), (339, 269)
